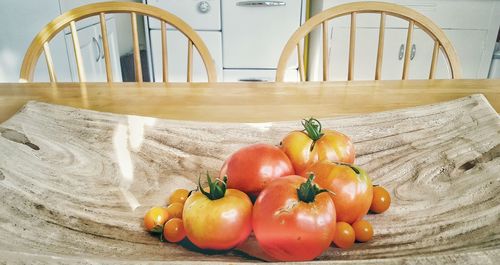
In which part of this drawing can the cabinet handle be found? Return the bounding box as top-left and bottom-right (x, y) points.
(410, 44), (416, 60)
(398, 44), (404, 60)
(238, 78), (268, 82)
(92, 37), (101, 62)
(236, 1), (286, 7)
(99, 35), (105, 59)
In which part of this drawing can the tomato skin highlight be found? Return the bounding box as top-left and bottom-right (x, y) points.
(183, 189), (253, 250)
(169, 189), (189, 205)
(305, 161), (372, 224)
(332, 222), (355, 249)
(352, 220), (373, 242)
(252, 175), (336, 261)
(144, 207), (169, 233)
(166, 202), (184, 219)
(220, 143), (294, 197)
(163, 218), (186, 243)
(370, 186), (391, 214)
(281, 120), (355, 175)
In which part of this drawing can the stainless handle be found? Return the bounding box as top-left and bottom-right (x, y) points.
(92, 37), (100, 62)
(99, 35), (105, 59)
(236, 1), (286, 7)
(398, 44), (404, 60)
(198, 1), (211, 13)
(410, 44), (416, 60)
(238, 78), (268, 82)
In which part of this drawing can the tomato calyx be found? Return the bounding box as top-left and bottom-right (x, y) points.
(297, 174), (328, 203)
(301, 118), (325, 151)
(199, 172), (228, 200)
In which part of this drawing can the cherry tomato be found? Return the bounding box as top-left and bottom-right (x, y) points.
(144, 207), (169, 233)
(253, 175), (336, 261)
(168, 189), (189, 205)
(220, 143), (294, 198)
(305, 160), (372, 224)
(166, 202), (183, 219)
(352, 220), (373, 242)
(280, 118), (355, 175)
(332, 222), (355, 249)
(183, 174), (252, 250)
(163, 218), (186, 243)
(370, 186), (391, 214)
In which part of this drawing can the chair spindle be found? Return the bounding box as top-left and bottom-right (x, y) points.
(375, 12), (386, 80)
(402, 20), (414, 80)
(43, 42), (57, 83)
(131, 12), (143, 82)
(70, 21), (86, 82)
(99, 13), (113, 82)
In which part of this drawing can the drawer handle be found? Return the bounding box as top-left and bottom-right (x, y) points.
(92, 37), (101, 62)
(398, 44), (404, 60)
(236, 1), (286, 7)
(410, 44), (416, 60)
(238, 78), (267, 82)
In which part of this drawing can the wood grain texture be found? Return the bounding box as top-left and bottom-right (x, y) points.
(0, 95), (498, 264)
(1, 80), (500, 124)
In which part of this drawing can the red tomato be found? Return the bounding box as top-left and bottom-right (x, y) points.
(253, 175), (336, 261)
(352, 220), (373, 242)
(370, 186), (391, 214)
(183, 174), (252, 250)
(332, 222), (355, 249)
(280, 118), (355, 175)
(219, 143), (294, 198)
(305, 161), (372, 224)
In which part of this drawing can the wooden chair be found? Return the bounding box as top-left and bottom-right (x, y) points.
(19, 2), (217, 83)
(276, 1), (462, 82)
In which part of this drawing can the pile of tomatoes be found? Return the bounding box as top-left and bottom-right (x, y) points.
(144, 118), (391, 261)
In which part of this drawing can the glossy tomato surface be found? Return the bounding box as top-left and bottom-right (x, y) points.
(370, 186), (391, 214)
(281, 123), (355, 175)
(305, 161), (372, 224)
(220, 143), (294, 197)
(253, 175), (336, 261)
(183, 189), (252, 250)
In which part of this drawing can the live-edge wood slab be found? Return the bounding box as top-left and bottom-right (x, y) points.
(0, 94), (498, 264)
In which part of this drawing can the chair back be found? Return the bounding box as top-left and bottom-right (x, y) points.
(276, 1), (462, 82)
(20, 2), (217, 83)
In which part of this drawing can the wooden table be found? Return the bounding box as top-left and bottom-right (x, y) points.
(0, 79), (499, 264)
(0, 79), (499, 123)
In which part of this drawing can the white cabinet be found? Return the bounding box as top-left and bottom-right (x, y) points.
(310, 0), (500, 80)
(150, 30), (223, 82)
(144, 0), (305, 82)
(222, 0), (302, 69)
(65, 18), (122, 82)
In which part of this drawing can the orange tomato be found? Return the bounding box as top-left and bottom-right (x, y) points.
(166, 202), (184, 219)
(280, 118), (355, 175)
(253, 175), (336, 261)
(370, 186), (391, 214)
(144, 207), (169, 233)
(163, 218), (186, 243)
(352, 220), (373, 242)
(168, 189), (189, 205)
(305, 160), (372, 224)
(183, 174), (252, 250)
(332, 222), (355, 249)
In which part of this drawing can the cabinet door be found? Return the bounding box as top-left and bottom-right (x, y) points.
(66, 24), (104, 81)
(325, 27), (406, 81)
(150, 30), (223, 82)
(222, 0), (302, 69)
(65, 19), (122, 82)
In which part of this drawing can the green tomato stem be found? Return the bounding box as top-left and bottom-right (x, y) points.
(199, 172), (227, 200)
(297, 174), (328, 203)
(301, 118), (324, 151)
